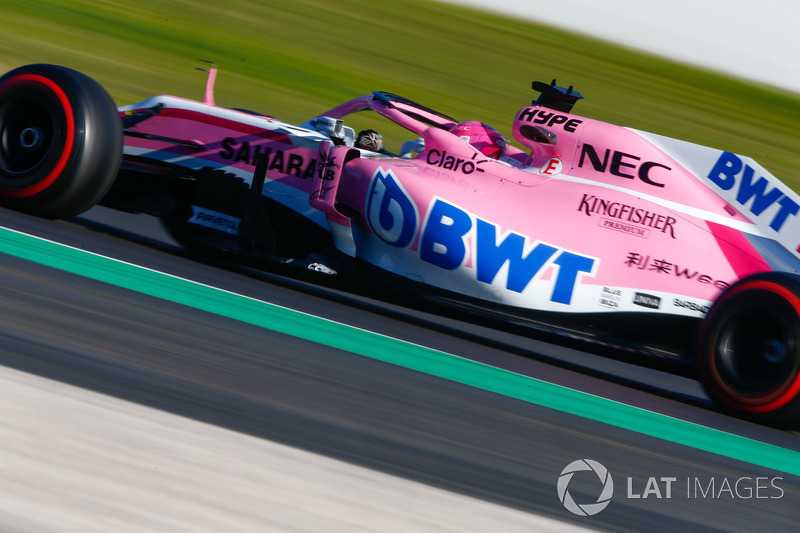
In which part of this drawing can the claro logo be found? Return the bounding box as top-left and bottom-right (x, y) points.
(426, 149), (485, 174)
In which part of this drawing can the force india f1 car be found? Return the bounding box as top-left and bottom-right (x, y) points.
(1, 63), (800, 428)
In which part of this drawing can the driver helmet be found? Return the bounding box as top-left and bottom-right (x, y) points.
(355, 129), (384, 152)
(449, 121), (506, 159)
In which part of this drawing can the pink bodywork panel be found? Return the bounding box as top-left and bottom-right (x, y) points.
(119, 95), (791, 317)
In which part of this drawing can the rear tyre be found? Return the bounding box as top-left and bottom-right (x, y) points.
(0, 64), (122, 218)
(697, 272), (800, 428)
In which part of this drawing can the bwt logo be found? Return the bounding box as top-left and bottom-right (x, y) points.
(708, 151), (799, 232)
(366, 168), (418, 247)
(366, 168), (597, 303)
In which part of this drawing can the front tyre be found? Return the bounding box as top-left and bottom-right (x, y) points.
(697, 272), (800, 428)
(0, 64), (122, 218)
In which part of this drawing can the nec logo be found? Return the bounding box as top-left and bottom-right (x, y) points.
(578, 144), (670, 187)
(708, 152), (799, 232)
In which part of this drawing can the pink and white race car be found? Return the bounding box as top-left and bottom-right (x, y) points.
(1, 63), (799, 427)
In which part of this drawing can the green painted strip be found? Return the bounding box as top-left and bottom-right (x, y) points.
(2, 225), (800, 476)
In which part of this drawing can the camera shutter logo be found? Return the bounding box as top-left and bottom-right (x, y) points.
(557, 459), (614, 516)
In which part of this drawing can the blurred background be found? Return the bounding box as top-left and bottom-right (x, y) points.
(449, 0), (800, 95)
(1, 0), (798, 187)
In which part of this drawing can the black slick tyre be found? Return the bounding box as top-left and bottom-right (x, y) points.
(697, 272), (800, 429)
(0, 64), (122, 218)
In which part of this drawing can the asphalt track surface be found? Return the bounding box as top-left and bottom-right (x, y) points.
(1, 205), (799, 532)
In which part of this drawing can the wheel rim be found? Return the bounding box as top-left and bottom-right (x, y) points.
(0, 73), (75, 198)
(0, 96), (56, 175)
(712, 290), (800, 408)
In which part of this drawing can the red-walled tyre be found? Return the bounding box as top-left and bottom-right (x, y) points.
(697, 272), (800, 429)
(0, 64), (122, 218)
